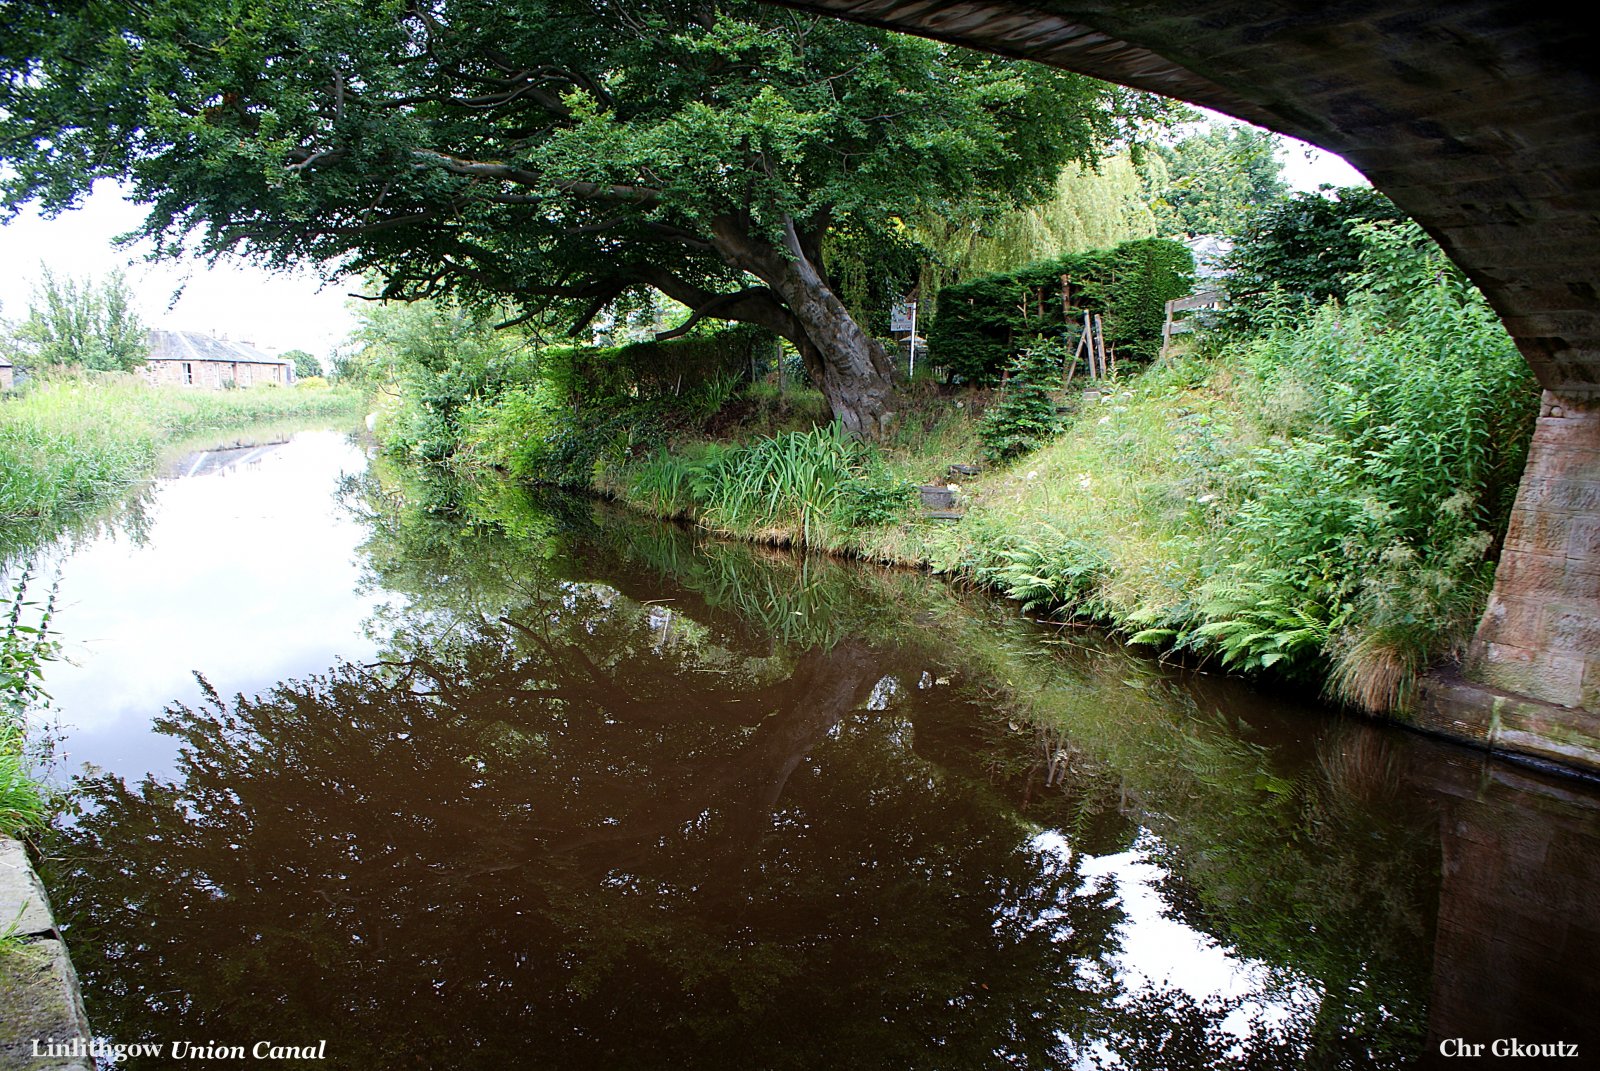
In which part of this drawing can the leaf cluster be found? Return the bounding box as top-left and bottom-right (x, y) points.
(1221, 187), (1405, 330)
(3, 268), (147, 373)
(979, 338), (1070, 463)
(1, 1), (1153, 331)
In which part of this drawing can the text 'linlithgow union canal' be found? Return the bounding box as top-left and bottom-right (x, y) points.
(32, 1039), (328, 1063)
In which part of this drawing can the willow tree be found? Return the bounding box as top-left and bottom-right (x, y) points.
(0, 0), (1157, 435)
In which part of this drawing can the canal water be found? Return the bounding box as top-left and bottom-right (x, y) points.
(14, 427), (1600, 1068)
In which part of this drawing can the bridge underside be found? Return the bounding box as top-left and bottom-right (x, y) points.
(775, 1), (1600, 764)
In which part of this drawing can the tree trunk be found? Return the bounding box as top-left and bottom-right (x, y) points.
(707, 214), (897, 438)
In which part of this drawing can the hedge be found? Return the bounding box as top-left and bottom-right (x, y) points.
(927, 238), (1194, 383)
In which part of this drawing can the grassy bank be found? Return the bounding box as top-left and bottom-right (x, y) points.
(600, 279), (1535, 716)
(593, 311), (1532, 717)
(369, 223), (1538, 719)
(0, 374), (367, 525)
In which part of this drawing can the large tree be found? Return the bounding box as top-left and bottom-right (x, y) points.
(1152, 122), (1288, 238)
(0, 0), (1155, 435)
(3, 267), (147, 373)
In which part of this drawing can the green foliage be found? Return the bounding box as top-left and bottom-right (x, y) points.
(436, 324), (776, 488)
(0, 722), (44, 837)
(1, 0), (1164, 428)
(4, 268), (147, 373)
(929, 238), (1194, 382)
(1222, 187), (1404, 329)
(1, 571), (58, 837)
(280, 349), (322, 379)
(832, 469), (917, 528)
(979, 339), (1069, 463)
(1149, 122), (1288, 237)
(358, 300), (539, 465)
(912, 154), (1163, 303)
(1182, 221), (1536, 701)
(689, 424), (864, 544)
(990, 525), (1108, 617)
(627, 424), (911, 542)
(922, 220), (1536, 713)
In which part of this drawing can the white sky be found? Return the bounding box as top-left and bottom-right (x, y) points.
(0, 180), (361, 358)
(0, 129), (1367, 359)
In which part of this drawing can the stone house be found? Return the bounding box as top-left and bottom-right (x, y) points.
(0, 355), (13, 390)
(144, 329), (295, 388)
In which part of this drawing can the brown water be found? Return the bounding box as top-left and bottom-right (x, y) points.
(20, 430), (1600, 1068)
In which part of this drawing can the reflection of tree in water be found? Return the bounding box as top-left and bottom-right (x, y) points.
(44, 473), (1434, 1069)
(49, 608), (1108, 1067)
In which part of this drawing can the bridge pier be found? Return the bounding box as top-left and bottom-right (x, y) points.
(1418, 393), (1600, 772)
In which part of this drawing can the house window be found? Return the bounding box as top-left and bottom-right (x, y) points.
(182, 361), (193, 385)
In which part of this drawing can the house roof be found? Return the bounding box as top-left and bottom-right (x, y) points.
(146, 329), (289, 366)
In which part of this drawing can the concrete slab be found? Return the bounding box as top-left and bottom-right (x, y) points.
(0, 839), (54, 939)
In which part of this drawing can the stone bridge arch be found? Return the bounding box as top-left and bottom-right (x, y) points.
(770, 1), (1600, 768)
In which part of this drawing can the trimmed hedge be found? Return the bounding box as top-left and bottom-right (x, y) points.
(927, 238), (1194, 383)
(547, 324), (779, 406)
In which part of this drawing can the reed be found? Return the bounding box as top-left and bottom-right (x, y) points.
(0, 374), (365, 524)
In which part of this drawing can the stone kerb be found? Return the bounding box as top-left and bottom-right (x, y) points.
(0, 836), (94, 1071)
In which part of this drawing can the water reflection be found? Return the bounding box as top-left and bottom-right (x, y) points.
(36, 466), (1600, 1068)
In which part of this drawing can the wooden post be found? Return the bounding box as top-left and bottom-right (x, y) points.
(1065, 324), (1087, 387)
(1084, 312), (1097, 379)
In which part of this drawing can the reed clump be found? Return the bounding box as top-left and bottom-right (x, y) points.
(0, 373), (365, 524)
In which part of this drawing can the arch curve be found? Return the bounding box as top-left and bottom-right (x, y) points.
(770, 0), (1600, 765)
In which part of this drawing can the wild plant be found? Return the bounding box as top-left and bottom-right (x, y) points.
(979, 338), (1068, 463)
(0, 571), (58, 837)
(1193, 220), (1537, 703)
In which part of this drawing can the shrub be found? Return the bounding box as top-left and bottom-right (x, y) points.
(979, 339), (1068, 463)
(1196, 221), (1538, 705)
(833, 468), (916, 527)
(1221, 186), (1404, 331)
(629, 424), (911, 542)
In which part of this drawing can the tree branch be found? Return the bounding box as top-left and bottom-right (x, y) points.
(411, 150), (660, 204)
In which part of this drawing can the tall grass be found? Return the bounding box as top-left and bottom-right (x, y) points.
(0, 373), (365, 524)
(1, 572), (58, 838)
(625, 423), (914, 545)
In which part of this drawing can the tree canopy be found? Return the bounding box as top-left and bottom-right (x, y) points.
(1, 267), (147, 372)
(279, 348), (323, 379)
(1151, 123), (1288, 238)
(1, 0), (1162, 433)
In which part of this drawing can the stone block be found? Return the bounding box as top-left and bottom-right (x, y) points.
(1490, 552), (1595, 599)
(1475, 643), (1587, 708)
(0, 838), (55, 939)
(0, 939), (94, 1071)
(1503, 509), (1573, 556)
(1547, 606), (1600, 654)
(1569, 516), (1600, 560)
(1517, 477), (1600, 514)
